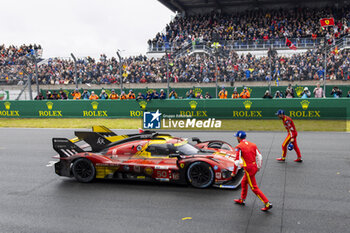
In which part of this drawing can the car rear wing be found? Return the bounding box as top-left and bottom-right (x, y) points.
(52, 138), (84, 158)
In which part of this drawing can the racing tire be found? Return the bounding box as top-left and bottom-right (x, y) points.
(72, 158), (96, 183)
(186, 162), (214, 188)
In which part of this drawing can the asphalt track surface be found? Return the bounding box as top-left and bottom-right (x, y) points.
(0, 128), (349, 233)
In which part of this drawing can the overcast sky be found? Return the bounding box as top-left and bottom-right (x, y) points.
(0, 0), (175, 59)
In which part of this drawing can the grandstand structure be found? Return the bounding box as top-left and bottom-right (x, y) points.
(151, 0), (349, 58)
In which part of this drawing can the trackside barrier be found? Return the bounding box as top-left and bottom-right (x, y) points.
(0, 99), (349, 119)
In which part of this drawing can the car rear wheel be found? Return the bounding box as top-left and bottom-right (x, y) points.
(186, 162), (214, 188)
(72, 158), (96, 183)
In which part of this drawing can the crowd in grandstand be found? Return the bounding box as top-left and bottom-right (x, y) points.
(1, 45), (350, 86)
(149, 7), (350, 50)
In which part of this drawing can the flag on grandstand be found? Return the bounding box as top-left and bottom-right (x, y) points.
(285, 38), (297, 50)
(275, 77), (279, 86)
(331, 46), (339, 55)
(320, 18), (335, 27)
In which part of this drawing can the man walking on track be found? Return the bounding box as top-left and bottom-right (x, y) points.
(276, 109), (303, 162)
(233, 131), (273, 211)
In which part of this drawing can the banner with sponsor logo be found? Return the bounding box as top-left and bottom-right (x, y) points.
(0, 99), (349, 120)
(0, 91), (9, 101)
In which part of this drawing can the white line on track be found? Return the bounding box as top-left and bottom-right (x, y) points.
(46, 161), (57, 167)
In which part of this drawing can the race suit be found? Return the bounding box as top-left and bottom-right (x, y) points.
(282, 115), (301, 158)
(235, 139), (269, 204)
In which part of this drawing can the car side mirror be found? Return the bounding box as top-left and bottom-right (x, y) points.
(169, 154), (181, 159)
(192, 137), (201, 143)
(169, 151), (182, 159)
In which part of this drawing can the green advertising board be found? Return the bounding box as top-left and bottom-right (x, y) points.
(0, 99), (349, 119)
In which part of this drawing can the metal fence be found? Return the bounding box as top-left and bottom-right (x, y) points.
(148, 37), (324, 53)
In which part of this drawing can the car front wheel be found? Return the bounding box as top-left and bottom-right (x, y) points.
(187, 162), (214, 188)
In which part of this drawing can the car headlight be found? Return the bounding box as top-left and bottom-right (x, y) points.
(221, 169), (232, 179)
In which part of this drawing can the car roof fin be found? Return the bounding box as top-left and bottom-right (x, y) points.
(75, 131), (111, 152)
(92, 125), (116, 136)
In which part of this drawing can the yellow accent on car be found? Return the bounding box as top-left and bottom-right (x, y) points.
(95, 165), (120, 178)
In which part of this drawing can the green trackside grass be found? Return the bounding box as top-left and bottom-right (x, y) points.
(0, 118), (348, 131)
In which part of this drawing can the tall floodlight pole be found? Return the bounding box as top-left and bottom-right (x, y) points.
(211, 42), (221, 98)
(28, 74), (33, 100)
(215, 55), (218, 98)
(165, 50), (170, 97)
(31, 54), (40, 95)
(71, 53), (78, 89)
(323, 44), (327, 98)
(116, 51), (123, 93)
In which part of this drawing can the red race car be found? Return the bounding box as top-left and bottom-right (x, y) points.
(53, 126), (244, 189)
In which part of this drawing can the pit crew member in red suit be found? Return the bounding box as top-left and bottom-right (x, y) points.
(276, 109), (303, 162)
(233, 131), (273, 211)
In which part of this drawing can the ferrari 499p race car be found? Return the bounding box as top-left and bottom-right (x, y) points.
(52, 126), (244, 189)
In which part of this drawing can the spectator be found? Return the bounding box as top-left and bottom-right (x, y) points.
(240, 87), (250, 99)
(146, 91), (153, 101)
(285, 89), (293, 98)
(99, 89), (109, 100)
(330, 86), (342, 98)
(52, 90), (60, 100)
(218, 87), (228, 99)
(301, 87), (311, 98)
(127, 90), (136, 99)
(205, 92), (212, 99)
(159, 89), (167, 99)
(263, 90), (273, 99)
(35, 92), (45, 100)
(274, 90), (283, 98)
(120, 91), (127, 100)
(231, 88), (239, 98)
(169, 89), (178, 99)
(151, 89), (159, 99)
(59, 89), (68, 100)
(71, 89), (81, 100)
(313, 83), (323, 98)
(109, 89), (119, 99)
(136, 92), (146, 100)
(186, 89), (195, 99)
(89, 91), (99, 100)
(195, 92), (203, 99)
(81, 89), (90, 100)
(285, 84), (294, 98)
(46, 91), (54, 100)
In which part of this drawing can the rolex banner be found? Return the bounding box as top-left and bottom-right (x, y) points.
(0, 99), (349, 120)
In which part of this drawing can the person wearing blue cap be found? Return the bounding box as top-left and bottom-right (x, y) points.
(276, 109), (302, 162)
(233, 130), (273, 211)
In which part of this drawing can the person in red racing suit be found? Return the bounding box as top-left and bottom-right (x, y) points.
(233, 130), (272, 211)
(276, 109), (302, 162)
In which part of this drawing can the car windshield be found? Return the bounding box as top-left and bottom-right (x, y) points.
(176, 143), (199, 155)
